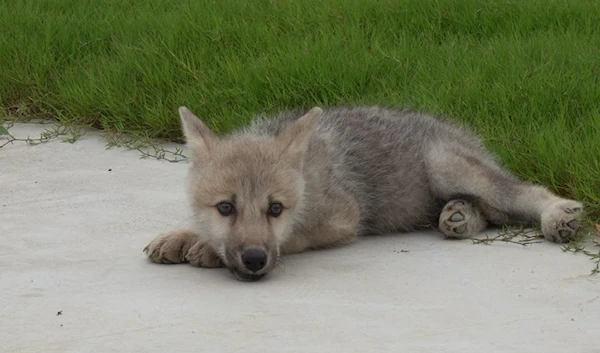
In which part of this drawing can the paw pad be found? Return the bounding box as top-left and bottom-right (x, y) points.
(449, 212), (464, 222)
(558, 230), (572, 239)
(567, 220), (580, 229)
(454, 224), (467, 234)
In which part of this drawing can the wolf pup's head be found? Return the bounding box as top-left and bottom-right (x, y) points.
(179, 106), (322, 281)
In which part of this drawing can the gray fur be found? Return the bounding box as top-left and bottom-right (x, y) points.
(144, 105), (584, 281)
(246, 106), (573, 235)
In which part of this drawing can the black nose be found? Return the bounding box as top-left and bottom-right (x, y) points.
(242, 249), (267, 272)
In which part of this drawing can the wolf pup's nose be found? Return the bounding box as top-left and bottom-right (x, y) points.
(242, 249), (267, 272)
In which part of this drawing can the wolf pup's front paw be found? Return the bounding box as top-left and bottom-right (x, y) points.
(541, 200), (583, 243)
(143, 229), (223, 268)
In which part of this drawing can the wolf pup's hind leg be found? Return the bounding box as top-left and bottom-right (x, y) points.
(427, 138), (583, 243)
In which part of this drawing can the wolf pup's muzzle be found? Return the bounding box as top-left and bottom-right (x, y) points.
(228, 248), (271, 281)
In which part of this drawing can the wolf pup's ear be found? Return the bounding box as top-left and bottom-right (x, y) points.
(277, 106), (323, 168)
(178, 106), (214, 162)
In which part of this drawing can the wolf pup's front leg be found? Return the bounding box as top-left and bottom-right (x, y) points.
(143, 229), (223, 268)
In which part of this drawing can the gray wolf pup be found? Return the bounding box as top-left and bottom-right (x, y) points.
(144, 106), (583, 281)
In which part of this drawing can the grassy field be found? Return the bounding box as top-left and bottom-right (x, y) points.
(1, 0), (599, 222)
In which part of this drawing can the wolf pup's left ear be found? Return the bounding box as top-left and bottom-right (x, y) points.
(179, 106), (215, 162)
(277, 106), (323, 168)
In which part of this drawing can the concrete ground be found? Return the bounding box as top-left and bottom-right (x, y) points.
(1, 123), (599, 353)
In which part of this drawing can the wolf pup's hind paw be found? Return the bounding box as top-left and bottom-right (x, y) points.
(438, 199), (487, 239)
(541, 200), (583, 243)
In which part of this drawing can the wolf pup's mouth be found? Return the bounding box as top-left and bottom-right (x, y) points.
(230, 270), (266, 282)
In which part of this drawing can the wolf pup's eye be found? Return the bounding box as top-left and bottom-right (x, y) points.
(217, 202), (235, 216)
(268, 202), (283, 217)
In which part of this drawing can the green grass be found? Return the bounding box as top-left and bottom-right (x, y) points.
(1, 0), (599, 221)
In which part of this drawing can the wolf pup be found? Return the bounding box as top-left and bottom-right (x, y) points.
(144, 106), (583, 281)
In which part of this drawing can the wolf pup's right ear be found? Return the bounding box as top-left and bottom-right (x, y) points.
(277, 106), (323, 168)
(178, 106), (214, 162)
